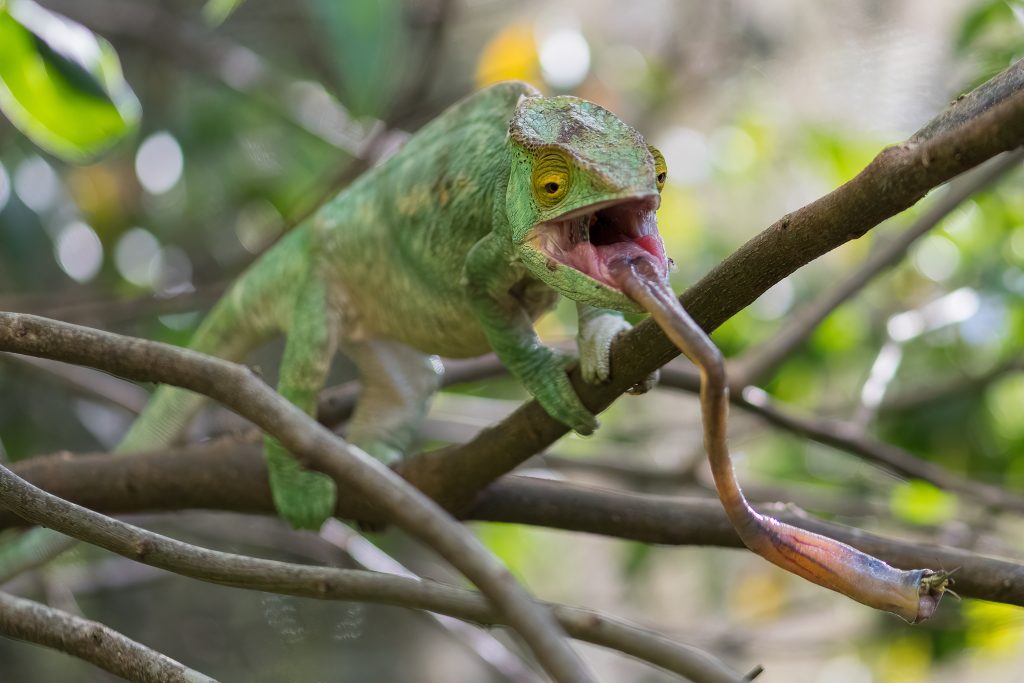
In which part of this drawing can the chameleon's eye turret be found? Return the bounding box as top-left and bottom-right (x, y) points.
(649, 145), (667, 190)
(532, 149), (571, 208)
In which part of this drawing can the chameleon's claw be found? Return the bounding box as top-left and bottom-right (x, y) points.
(578, 312), (631, 385)
(626, 369), (660, 395)
(266, 439), (337, 531)
(516, 346), (600, 434)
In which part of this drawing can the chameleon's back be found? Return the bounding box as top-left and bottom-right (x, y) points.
(314, 81), (543, 355)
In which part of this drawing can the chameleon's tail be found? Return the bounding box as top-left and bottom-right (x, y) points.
(0, 231), (309, 583)
(0, 287), (273, 583)
(117, 229), (307, 454)
(116, 291), (268, 453)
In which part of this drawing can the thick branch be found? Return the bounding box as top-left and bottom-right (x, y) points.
(399, 60), (1024, 513)
(0, 313), (591, 683)
(0, 590), (218, 683)
(732, 149), (1023, 385)
(7, 448), (1024, 608)
(471, 478), (1024, 607)
(0, 463), (746, 683)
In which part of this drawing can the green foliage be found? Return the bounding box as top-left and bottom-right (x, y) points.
(0, 0), (139, 162)
(889, 480), (958, 526)
(955, 0), (1024, 85)
(202, 0), (247, 26)
(306, 0), (406, 118)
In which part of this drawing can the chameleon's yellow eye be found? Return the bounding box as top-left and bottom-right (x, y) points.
(532, 149), (571, 208)
(649, 145), (667, 190)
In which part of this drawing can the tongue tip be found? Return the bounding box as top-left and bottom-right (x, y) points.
(604, 242), (668, 290)
(636, 234), (666, 259)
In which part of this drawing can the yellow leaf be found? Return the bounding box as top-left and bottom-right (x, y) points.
(475, 23), (541, 89)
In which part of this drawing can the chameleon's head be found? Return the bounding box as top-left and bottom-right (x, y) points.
(506, 94), (669, 313)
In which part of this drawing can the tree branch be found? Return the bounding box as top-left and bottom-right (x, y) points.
(0, 313), (592, 683)
(6, 448), (1024, 608)
(0, 463), (747, 683)
(0, 589), (218, 683)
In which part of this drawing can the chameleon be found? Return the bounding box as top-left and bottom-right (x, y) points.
(7, 81), (950, 621)
(116, 80), (665, 530)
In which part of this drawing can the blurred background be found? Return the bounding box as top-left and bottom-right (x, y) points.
(0, 0), (1023, 681)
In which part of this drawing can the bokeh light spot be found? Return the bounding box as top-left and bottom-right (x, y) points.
(234, 199), (284, 253)
(656, 128), (710, 186)
(155, 246), (194, 296)
(14, 156), (59, 213)
(54, 221), (103, 283)
(115, 228), (162, 288)
(135, 132), (184, 195)
(750, 277), (795, 320)
(1009, 226), (1024, 262)
(539, 27), (591, 90)
(0, 161), (9, 213)
(911, 234), (959, 282)
(709, 126), (757, 174)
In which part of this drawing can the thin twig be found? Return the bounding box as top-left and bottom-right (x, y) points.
(1, 353), (148, 414)
(0, 589), (218, 683)
(881, 356), (1024, 413)
(0, 313), (593, 683)
(736, 385), (1024, 512)
(657, 364), (1024, 513)
(0, 463), (747, 683)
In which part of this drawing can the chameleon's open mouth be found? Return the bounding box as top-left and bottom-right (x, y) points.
(531, 196), (668, 290)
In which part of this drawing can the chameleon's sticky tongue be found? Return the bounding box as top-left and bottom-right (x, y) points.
(607, 250), (949, 624)
(606, 251), (678, 325)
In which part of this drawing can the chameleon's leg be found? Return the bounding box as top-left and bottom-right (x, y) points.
(266, 279), (338, 531)
(341, 338), (443, 464)
(576, 303), (658, 394)
(465, 234), (598, 434)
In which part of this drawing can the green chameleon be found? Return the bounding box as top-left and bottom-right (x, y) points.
(4, 81), (951, 623)
(119, 80), (668, 530)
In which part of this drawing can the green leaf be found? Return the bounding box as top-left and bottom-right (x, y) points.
(202, 0), (246, 27)
(955, 0), (1010, 51)
(0, 0), (140, 162)
(889, 480), (958, 526)
(307, 0), (404, 118)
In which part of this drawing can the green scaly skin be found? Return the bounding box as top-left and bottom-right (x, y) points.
(5, 81), (669, 539)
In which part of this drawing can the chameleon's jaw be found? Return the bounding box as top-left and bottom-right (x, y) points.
(528, 196), (669, 292)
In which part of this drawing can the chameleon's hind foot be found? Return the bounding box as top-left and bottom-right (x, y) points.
(266, 442), (337, 531)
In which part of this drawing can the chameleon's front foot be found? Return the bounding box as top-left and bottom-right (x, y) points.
(577, 307), (659, 394)
(523, 346), (599, 435)
(266, 438), (337, 530)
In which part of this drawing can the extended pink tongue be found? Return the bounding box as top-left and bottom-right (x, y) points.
(606, 249), (671, 304)
(599, 242), (668, 291)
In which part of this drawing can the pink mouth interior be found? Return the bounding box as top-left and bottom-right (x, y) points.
(533, 197), (668, 290)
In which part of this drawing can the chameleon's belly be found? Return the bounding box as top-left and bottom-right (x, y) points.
(328, 274), (558, 359)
